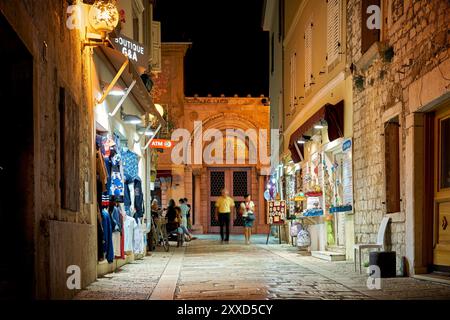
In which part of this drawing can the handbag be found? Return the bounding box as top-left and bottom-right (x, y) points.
(246, 212), (256, 221)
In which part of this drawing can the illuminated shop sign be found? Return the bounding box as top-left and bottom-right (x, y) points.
(150, 139), (173, 149)
(111, 34), (148, 70)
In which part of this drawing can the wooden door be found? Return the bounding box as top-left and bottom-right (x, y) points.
(208, 168), (251, 234)
(433, 107), (450, 269)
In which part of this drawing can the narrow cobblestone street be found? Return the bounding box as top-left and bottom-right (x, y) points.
(75, 236), (450, 300)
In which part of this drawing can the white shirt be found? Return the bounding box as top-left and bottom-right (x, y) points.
(240, 201), (255, 217)
(124, 215), (135, 253)
(133, 219), (144, 254)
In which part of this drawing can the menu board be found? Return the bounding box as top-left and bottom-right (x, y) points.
(267, 200), (286, 224)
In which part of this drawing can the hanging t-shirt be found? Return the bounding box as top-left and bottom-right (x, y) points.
(124, 215), (136, 252)
(134, 177), (144, 220)
(113, 231), (121, 258)
(101, 209), (114, 264)
(109, 151), (124, 201)
(133, 219), (144, 254)
(121, 150), (139, 181)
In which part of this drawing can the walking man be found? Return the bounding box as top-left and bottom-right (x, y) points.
(215, 188), (235, 243)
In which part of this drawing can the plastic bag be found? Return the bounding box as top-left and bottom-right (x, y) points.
(297, 228), (311, 247)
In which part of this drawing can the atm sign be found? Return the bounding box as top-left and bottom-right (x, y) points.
(150, 139), (173, 149)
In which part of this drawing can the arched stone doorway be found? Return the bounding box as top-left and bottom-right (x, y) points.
(189, 113), (269, 234)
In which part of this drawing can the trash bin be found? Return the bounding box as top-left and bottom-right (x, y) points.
(369, 251), (396, 278)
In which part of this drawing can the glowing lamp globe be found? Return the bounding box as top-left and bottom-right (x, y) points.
(89, 0), (119, 37)
(155, 104), (165, 117)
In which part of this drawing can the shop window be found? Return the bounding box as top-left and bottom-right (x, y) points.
(132, 0), (144, 42)
(384, 117), (400, 213)
(361, 0), (381, 54)
(59, 87), (80, 212)
(326, 0), (342, 67)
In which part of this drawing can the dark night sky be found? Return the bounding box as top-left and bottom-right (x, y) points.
(153, 0), (269, 97)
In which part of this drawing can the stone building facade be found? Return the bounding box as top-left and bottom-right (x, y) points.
(152, 43), (271, 235)
(0, 0), (97, 299)
(0, 0), (161, 299)
(346, 0), (450, 274)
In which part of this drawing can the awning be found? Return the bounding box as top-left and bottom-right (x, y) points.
(288, 100), (344, 163)
(93, 45), (165, 126)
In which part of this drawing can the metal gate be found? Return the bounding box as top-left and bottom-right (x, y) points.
(208, 168), (251, 234)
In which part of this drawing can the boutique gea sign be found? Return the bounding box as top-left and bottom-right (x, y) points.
(111, 34), (148, 71)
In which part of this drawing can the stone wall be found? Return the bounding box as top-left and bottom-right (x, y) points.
(0, 0), (97, 298)
(346, 0), (450, 273)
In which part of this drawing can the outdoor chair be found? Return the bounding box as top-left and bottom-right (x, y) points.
(353, 217), (391, 273)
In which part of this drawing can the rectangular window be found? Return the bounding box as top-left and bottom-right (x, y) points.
(59, 87), (80, 212)
(361, 0), (381, 54)
(304, 16), (313, 92)
(133, 17), (139, 41)
(327, 0), (342, 67)
(384, 118), (400, 213)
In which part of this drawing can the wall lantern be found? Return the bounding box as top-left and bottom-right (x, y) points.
(314, 120), (327, 130)
(154, 104), (165, 117)
(120, 108), (142, 125)
(297, 135), (311, 144)
(88, 0), (119, 40)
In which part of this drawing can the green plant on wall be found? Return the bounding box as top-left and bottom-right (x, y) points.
(354, 75), (365, 91)
(159, 109), (175, 139)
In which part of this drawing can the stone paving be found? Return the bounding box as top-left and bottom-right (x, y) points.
(74, 235), (450, 300)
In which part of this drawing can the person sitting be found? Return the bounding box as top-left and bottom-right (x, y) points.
(151, 199), (160, 219)
(166, 200), (196, 243)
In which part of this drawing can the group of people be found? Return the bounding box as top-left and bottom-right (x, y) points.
(151, 198), (197, 244)
(150, 189), (256, 246)
(215, 189), (256, 245)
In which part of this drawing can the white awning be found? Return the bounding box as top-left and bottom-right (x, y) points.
(93, 45), (165, 126)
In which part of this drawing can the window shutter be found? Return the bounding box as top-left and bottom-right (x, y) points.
(304, 17), (313, 91)
(59, 88), (80, 212)
(290, 52), (297, 110)
(384, 121), (400, 213)
(361, 0), (381, 54)
(151, 21), (161, 72)
(327, 0), (341, 66)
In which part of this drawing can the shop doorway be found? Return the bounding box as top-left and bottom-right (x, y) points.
(0, 13), (35, 299)
(207, 168), (251, 234)
(433, 105), (450, 271)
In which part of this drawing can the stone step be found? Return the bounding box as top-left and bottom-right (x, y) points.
(311, 250), (346, 261)
(326, 245), (346, 254)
